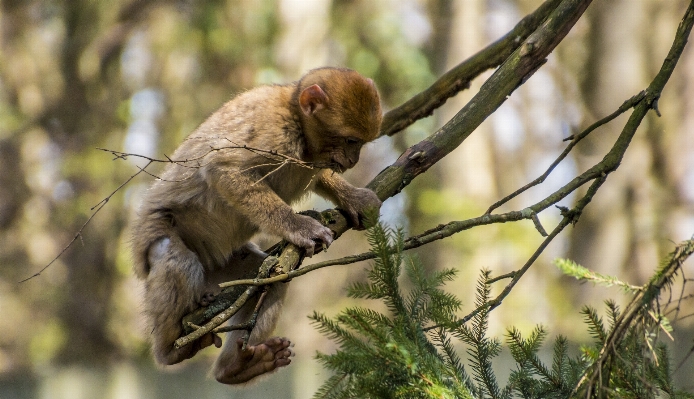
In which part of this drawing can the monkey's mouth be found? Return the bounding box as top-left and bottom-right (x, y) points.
(312, 161), (344, 173)
(329, 160), (350, 174)
(315, 157), (350, 173)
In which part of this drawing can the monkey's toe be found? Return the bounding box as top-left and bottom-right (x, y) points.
(199, 332), (223, 349)
(199, 292), (216, 307)
(215, 337), (292, 384)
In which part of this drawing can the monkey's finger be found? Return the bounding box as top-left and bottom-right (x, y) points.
(348, 210), (362, 230)
(213, 333), (222, 348)
(304, 245), (315, 258)
(317, 228), (334, 247)
(199, 332), (219, 349)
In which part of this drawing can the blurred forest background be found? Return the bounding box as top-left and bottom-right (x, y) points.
(1, 0), (693, 398)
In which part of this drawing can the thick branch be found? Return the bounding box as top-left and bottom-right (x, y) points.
(379, 0), (563, 137)
(369, 0), (593, 200)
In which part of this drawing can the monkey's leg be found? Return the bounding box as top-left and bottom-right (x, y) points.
(202, 242), (269, 305)
(145, 236), (221, 365)
(212, 282), (292, 384)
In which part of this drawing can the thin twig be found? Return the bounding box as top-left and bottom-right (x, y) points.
(485, 91), (647, 215)
(21, 143), (315, 282)
(214, 289), (268, 334)
(251, 160), (289, 186)
(219, 209), (543, 288)
(100, 143), (315, 170)
(18, 161), (154, 283)
(438, 175), (607, 331)
(487, 271), (516, 284)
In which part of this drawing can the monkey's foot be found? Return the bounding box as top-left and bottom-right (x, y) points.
(215, 337), (292, 384)
(199, 292), (216, 307)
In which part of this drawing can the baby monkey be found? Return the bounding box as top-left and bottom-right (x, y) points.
(131, 67), (382, 384)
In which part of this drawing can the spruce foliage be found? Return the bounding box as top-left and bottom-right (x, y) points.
(311, 221), (693, 398)
(311, 222), (472, 399)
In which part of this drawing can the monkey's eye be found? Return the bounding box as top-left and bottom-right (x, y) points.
(344, 137), (361, 145)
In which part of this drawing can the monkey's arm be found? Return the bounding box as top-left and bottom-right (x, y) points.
(207, 164), (333, 254)
(314, 170), (381, 229)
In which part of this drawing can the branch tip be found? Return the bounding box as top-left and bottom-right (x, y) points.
(530, 213), (548, 237)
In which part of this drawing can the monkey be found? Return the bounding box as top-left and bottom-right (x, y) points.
(130, 67), (383, 384)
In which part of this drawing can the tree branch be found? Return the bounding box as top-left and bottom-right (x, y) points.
(174, 255), (276, 349)
(485, 90), (647, 214)
(368, 0), (593, 200)
(576, 1), (694, 396)
(379, 0), (564, 137)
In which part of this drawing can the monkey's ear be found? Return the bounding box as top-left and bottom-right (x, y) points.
(299, 84), (329, 116)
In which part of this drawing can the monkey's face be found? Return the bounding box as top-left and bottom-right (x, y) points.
(313, 100), (381, 172)
(306, 109), (380, 173)
(297, 68), (382, 172)
(301, 100), (381, 173)
(322, 134), (365, 173)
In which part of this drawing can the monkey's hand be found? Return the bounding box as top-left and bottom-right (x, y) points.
(338, 187), (382, 230)
(315, 172), (382, 230)
(285, 214), (334, 257)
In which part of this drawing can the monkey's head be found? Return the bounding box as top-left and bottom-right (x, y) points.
(297, 67), (382, 173)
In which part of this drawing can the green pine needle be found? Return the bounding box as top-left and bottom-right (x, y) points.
(311, 222), (692, 398)
(555, 258), (642, 292)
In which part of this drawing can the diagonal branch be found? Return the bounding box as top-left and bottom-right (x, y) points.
(379, 0), (563, 137)
(575, 1), (694, 396)
(369, 0), (593, 200)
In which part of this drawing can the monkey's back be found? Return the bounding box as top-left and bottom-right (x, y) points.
(131, 83), (320, 277)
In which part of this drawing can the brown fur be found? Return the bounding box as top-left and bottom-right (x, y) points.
(131, 67), (382, 384)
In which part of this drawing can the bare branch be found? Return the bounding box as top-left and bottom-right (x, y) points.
(18, 161), (154, 283)
(20, 144), (318, 281)
(368, 0), (593, 200)
(173, 255), (276, 349)
(485, 91), (647, 214)
(379, 0), (564, 137)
